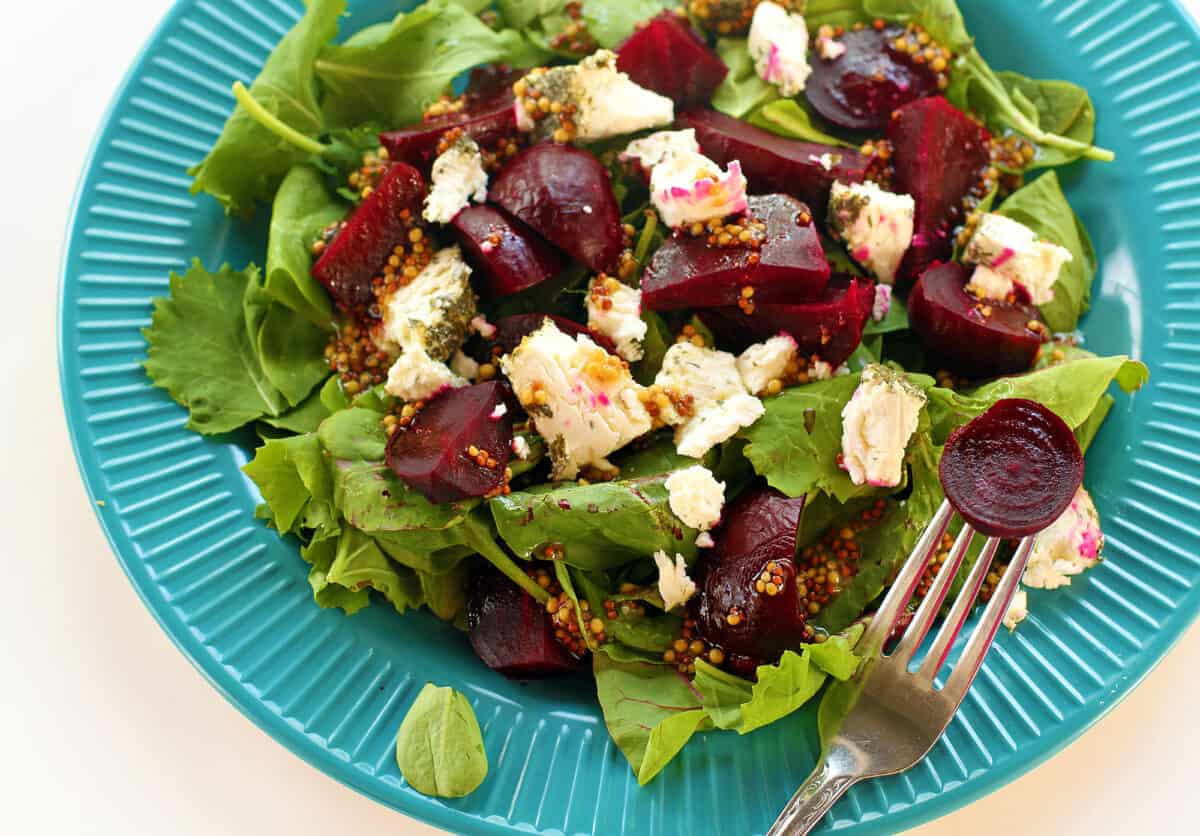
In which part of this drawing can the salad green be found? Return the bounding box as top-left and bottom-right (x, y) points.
(141, 0), (1146, 796)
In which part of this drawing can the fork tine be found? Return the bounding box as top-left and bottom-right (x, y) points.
(916, 535), (1000, 681)
(859, 498), (953, 658)
(890, 523), (975, 666)
(942, 535), (1038, 702)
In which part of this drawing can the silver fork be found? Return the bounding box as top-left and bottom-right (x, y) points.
(768, 498), (1038, 835)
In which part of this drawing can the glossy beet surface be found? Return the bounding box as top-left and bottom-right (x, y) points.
(311, 163), (425, 313)
(806, 26), (940, 132)
(701, 275), (875, 363)
(696, 488), (808, 672)
(490, 144), (624, 274)
(642, 194), (829, 310)
(468, 567), (583, 678)
(485, 314), (618, 358)
(909, 262), (1043, 378)
(378, 83), (516, 170)
(940, 398), (1084, 538)
(451, 205), (566, 297)
(617, 12), (728, 108)
(887, 97), (992, 282)
(680, 109), (875, 214)
(385, 382), (512, 503)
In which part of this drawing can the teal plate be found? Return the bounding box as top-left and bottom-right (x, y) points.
(58, 1), (1200, 833)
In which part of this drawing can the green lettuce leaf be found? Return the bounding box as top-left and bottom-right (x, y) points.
(712, 38), (777, 118)
(243, 433), (337, 537)
(301, 537), (371, 614)
(317, 407), (388, 461)
(261, 385), (334, 435)
(1075, 393), (1114, 455)
(248, 285), (331, 407)
(395, 683), (489, 798)
(749, 99), (854, 148)
(996, 171), (1097, 332)
(326, 528), (423, 613)
(189, 0), (345, 216)
(265, 165), (346, 328)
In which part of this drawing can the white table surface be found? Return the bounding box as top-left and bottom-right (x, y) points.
(4, 2), (1198, 834)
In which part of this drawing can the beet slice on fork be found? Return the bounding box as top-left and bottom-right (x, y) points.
(617, 11), (729, 108)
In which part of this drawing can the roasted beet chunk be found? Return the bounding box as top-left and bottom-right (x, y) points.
(806, 25), (941, 132)
(484, 313), (618, 358)
(490, 144), (624, 274)
(643, 193), (829, 311)
(617, 12), (729, 108)
(701, 275), (875, 364)
(385, 382), (513, 503)
(887, 97), (992, 282)
(378, 80), (516, 170)
(452, 205), (566, 297)
(908, 262), (1043, 378)
(696, 488), (808, 673)
(311, 163), (425, 313)
(468, 567), (583, 678)
(680, 109), (876, 214)
(941, 398), (1084, 538)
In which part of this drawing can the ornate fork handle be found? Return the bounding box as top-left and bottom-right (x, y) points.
(767, 745), (860, 836)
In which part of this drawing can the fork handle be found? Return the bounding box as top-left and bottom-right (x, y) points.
(767, 748), (859, 836)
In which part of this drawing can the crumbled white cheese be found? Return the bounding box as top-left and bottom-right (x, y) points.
(423, 136), (488, 224)
(655, 342), (765, 459)
(748, 1), (812, 97)
(385, 347), (466, 402)
(650, 151), (749, 228)
(1003, 589), (1028, 631)
(587, 276), (648, 362)
(500, 319), (652, 479)
(840, 364), (927, 488)
(964, 213), (1072, 306)
(828, 181), (915, 285)
(470, 315), (497, 339)
(810, 360), (835, 380)
(695, 531), (715, 549)
(1023, 486), (1103, 590)
(450, 350), (479, 381)
(872, 284), (892, 322)
(817, 33), (847, 61)
(620, 129), (701, 171)
(511, 435), (532, 460)
(737, 334), (799, 396)
(812, 152), (839, 171)
(653, 550), (697, 611)
(489, 402), (508, 420)
(665, 465), (726, 532)
(379, 247), (477, 360)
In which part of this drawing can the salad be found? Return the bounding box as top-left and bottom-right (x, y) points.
(142, 0), (1148, 796)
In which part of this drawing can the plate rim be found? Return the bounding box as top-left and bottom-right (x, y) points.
(56, 1), (1200, 833)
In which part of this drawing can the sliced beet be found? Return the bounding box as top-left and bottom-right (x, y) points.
(940, 398), (1083, 538)
(468, 567), (583, 678)
(385, 381), (513, 503)
(616, 12), (728, 108)
(679, 109), (876, 215)
(643, 194), (829, 310)
(484, 313), (618, 358)
(490, 144), (624, 274)
(806, 25), (940, 132)
(700, 275), (875, 364)
(378, 84), (516, 170)
(311, 163), (425, 313)
(887, 97), (992, 282)
(451, 205), (566, 297)
(696, 488), (808, 671)
(464, 64), (523, 105)
(908, 262), (1043, 378)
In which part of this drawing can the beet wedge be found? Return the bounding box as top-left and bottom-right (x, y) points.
(468, 567), (583, 678)
(452, 205), (566, 297)
(490, 144), (624, 274)
(940, 398), (1083, 538)
(680, 109), (875, 214)
(908, 261), (1043, 378)
(617, 12), (728, 108)
(806, 25), (940, 132)
(696, 488), (808, 673)
(700, 275), (875, 364)
(887, 97), (992, 282)
(643, 194), (829, 310)
(385, 381), (513, 503)
(311, 162), (426, 313)
(379, 83), (516, 170)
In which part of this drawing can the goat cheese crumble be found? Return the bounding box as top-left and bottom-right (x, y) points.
(385, 347), (466, 402)
(748, 1), (813, 97)
(655, 342), (765, 459)
(620, 129), (701, 172)
(665, 465), (726, 532)
(650, 151), (749, 229)
(828, 181), (916, 285)
(736, 334), (798, 396)
(587, 276), (648, 362)
(422, 136), (488, 224)
(840, 364), (926, 488)
(964, 213), (1072, 306)
(378, 247), (477, 361)
(653, 550), (697, 611)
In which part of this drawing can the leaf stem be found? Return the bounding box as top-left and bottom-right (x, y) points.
(231, 81), (328, 156)
(464, 517), (550, 603)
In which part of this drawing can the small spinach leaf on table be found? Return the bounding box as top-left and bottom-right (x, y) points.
(395, 683), (489, 798)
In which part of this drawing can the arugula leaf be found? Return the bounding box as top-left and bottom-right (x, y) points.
(592, 653), (710, 785)
(490, 476), (699, 570)
(395, 683), (489, 798)
(749, 100), (854, 148)
(997, 171), (1097, 332)
(301, 537), (371, 614)
(146, 262), (293, 433)
(189, 0), (344, 216)
(712, 38), (777, 118)
(265, 165), (345, 328)
(316, 1), (543, 129)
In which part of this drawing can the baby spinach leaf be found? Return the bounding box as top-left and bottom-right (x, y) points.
(395, 683), (489, 798)
(262, 386), (333, 434)
(995, 72), (1097, 170)
(189, 0), (345, 216)
(265, 165), (345, 328)
(804, 0), (970, 53)
(997, 171), (1097, 332)
(252, 291), (331, 407)
(712, 38), (777, 118)
(612, 434), (706, 479)
(749, 100), (854, 148)
(333, 460), (478, 542)
(418, 561), (473, 624)
(633, 311), (673, 386)
(863, 293), (909, 336)
(317, 408), (388, 461)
